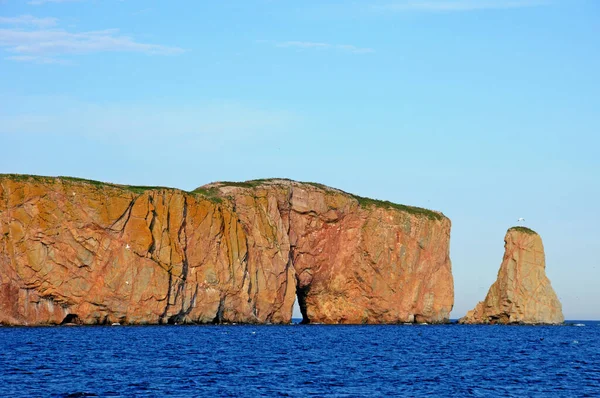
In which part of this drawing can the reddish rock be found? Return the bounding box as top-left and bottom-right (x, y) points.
(0, 175), (453, 325)
(460, 227), (563, 325)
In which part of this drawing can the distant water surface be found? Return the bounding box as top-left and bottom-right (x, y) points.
(0, 321), (598, 397)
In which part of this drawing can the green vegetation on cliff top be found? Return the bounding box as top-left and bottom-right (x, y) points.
(0, 174), (174, 194)
(202, 178), (444, 221)
(0, 174), (444, 220)
(191, 186), (223, 203)
(508, 226), (538, 235)
(349, 194), (443, 221)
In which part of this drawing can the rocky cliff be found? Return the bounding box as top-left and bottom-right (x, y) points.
(0, 175), (453, 325)
(460, 227), (563, 325)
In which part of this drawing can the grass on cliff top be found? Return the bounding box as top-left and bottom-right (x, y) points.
(1, 174), (445, 219)
(59, 176), (172, 194)
(0, 174), (176, 194)
(190, 179), (289, 203)
(197, 178), (444, 221)
(191, 186), (223, 203)
(215, 180), (272, 189)
(350, 194), (444, 221)
(508, 226), (538, 235)
(0, 174), (55, 184)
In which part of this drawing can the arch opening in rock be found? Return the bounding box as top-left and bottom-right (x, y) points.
(295, 283), (310, 324)
(60, 313), (80, 325)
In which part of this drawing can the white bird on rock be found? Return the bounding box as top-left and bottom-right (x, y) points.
(125, 244), (130, 250)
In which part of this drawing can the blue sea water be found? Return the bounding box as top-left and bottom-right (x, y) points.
(0, 321), (598, 397)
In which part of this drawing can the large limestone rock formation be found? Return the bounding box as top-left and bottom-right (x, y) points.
(0, 175), (453, 325)
(460, 227), (563, 325)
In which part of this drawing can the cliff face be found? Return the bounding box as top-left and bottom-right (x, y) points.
(460, 227), (563, 325)
(0, 175), (453, 325)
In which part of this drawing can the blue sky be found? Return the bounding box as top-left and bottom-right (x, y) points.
(1, 0), (599, 319)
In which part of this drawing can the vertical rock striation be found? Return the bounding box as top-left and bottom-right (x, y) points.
(0, 175), (453, 325)
(460, 227), (563, 325)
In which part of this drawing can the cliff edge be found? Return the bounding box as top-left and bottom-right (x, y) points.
(0, 175), (453, 325)
(460, 227), (563, 325)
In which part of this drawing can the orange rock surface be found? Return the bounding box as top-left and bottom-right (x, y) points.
(460, 227), (563, 325)
(0, 175), (453, 325)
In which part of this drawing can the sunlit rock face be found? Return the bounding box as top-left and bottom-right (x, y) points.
(0, 175), (453, 325)
(460, 227), (563, 325)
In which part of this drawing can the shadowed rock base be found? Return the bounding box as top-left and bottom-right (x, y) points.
(0, 175), (453, 325)
(459, 227), (563, 325)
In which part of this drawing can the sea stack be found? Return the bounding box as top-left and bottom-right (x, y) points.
(0, 175), (454, 325)
(460, 227), (563, 325)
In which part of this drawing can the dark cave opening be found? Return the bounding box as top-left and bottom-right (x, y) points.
(60, 313), (80, 325)
(296, 283), (310, 324)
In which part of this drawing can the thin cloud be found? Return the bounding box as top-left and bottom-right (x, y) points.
(269, 40), (374, 54)
(28, 0), (81, 5)
(276, 41), (330, 49)
(375, 0), (550, 12)
(337, 44), (375, 54)
(0, 95), (295, 149)
(0, 16), (185, 64)
(0, 15), (58, 27)
(5, 55), (71, 64)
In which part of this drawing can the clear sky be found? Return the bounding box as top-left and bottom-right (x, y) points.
(1, 0), (599, 320)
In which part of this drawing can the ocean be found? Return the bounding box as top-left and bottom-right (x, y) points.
(0, 321), (598, 397)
